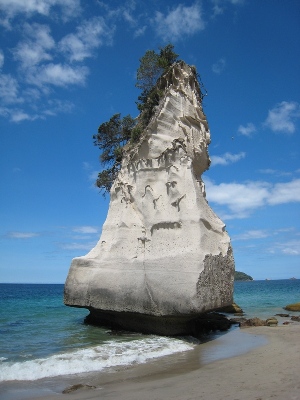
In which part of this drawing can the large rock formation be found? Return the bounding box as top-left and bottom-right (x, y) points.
(64, 61), (235, 335)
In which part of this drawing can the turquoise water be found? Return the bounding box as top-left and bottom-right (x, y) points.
(234, 279), (300, 319)
(0, 280), (299, 382)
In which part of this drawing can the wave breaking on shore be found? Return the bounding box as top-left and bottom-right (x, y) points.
(0, 336), (194, 382)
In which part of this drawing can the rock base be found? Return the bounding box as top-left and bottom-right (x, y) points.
(83, 308), (232, 337)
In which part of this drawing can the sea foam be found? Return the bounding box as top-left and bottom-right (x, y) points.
(0, 336), (194, 382)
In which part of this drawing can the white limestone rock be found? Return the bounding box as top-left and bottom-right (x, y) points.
(64, 61), (235, 335)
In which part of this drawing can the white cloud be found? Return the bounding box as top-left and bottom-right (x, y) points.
(238, 122), (256, 137)
(0, 0), (81, 27)
(2, 16), (113, 121)
(28, 63), (89, 87)
(13, 24), (55, 68)
(123, 9), (135, 25)
(264, 101), (300, 134)
(205, 178), (270, 218)
(59, 17), (114, 62)
(269, 239), (300, 256)
(212, 58), (226, 74)
(134, 25), (147, 38)
(204, 177), (300, 219)
(212, 4), (223, 17)
(281, 240), (300, 255)
(10, 110), (33, 122)
(258, 168), (277, 175)
(0, 73), (22, 104)
(1, 99), (74, 122)
(211, 0), (244, 17)
(60, 241), (97, 251)
(73, 226), (98, 234)
(0, 49), (4, 68)
(258, 168), (292, 177)
(229, 0), (245, 4)
(153, 3), (205, 41)
(83, 161), (92, 170)
(210, 151), (245, 166)
(268, 179), (300, 205)
(6, 231), (39, 238)
(42, 99), (74, 116)
(233, 230), (269, 241)
(82, 161), (99, 187)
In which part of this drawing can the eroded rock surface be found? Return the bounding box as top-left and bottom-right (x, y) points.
(64, 61), (235, 335)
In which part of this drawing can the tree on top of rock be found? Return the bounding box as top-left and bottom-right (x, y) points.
(93, 44), (179, 195)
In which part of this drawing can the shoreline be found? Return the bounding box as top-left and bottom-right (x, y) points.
(2, 324), (300, 400)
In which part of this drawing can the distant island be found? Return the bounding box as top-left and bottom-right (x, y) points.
(234, 271), (253, 281)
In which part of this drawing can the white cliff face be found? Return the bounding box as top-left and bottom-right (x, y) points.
(64, 62), (234, 333)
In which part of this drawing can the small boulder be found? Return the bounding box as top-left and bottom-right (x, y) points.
(218, 302), (243, 314)
(239, 317), (266, 328)
(230, 317), (247, 325)
(62, 384), (96, 394)
(266, 317), (278, 326)
(275, 313), (289, 317)
(291, 315), (300, 322)
(284, 302), (300, 311)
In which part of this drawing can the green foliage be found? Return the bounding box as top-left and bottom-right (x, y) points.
(130, 126), (142, 143)
(95, 168), (118, 194)
(157, 43), (179, 69)
(93, 113), (135, 164)
(234, 271), (253, 281)
(136, 50), (161, 93)
(94, 44), (179, 195)
(93, 113), (135, 193)
(136, 44), (179, 126)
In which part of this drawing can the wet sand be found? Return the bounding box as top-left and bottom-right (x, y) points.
(2, 324), (300, 400)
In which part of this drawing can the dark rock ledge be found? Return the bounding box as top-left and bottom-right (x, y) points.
(84, 308), (233, 337)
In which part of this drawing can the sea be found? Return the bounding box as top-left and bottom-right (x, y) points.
(0, 280), (299, 393)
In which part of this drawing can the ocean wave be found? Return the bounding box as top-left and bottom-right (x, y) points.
(0, 336), (194, 382)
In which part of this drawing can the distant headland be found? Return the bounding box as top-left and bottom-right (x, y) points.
(235, 271), (253, 281)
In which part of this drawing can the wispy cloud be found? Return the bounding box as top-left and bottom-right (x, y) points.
(134, 25), (147, 38)
(264, 101), (300, 134)
(212, 58), (226, 74)
(5, 231), (40, 239)
(210, 151), (245, 166)
(0, 11), (115, 122)
(233, 227), (300, 257)
(233, 230), (269, 241)
(268, 239), (300, 256)
(72, 226), (99, 234)
(0, 0), (81, 28)
(204, 178), (300, 219)
(13, 23), (54, 68)
(205, 178), (269, 218)
(153, 3), (205, 41)
(28, 63), (89, 87)
(229, 0), (245, 4)
(83, 161), (99, 189)
(238, 122), (256, 137)
(211, 0), (244, 17)
(258, 168), (292, 177)
(259, 168), (277, 175)
(0, 73), (22, 104)
(59, 17), (115, 62)
(268, 179), (300, 205)
(280, 240), (300, 255)
(0, 49), (4, 68)
(59, 241), (97, 251)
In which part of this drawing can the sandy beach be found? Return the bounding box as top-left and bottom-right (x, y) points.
(4, 323), (299, 400)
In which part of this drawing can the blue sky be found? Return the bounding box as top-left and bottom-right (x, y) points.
(0, 0), (299, 283)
